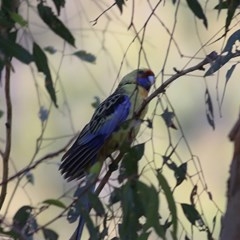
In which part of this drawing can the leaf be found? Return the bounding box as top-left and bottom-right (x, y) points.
(119, 184), (136, 238)
(118, 183), (138, 240)
(207, 191), (213, 201)
(134, 182), (162, 236)
(214, 1), (228, 10)
(42, 228), (59, 240)
(157, 172), (178, 240)
(225, 1), (240, 32)
(181, 203), (205, 230)
(88, 191), (105, 217)
(1, 0), (19, 12)
(161, 108), (177, 129)
(37, 3), (75, 47)
(204, 52), (233, 76)
(33, 42), (58, 107)
(44, 46), (57, 54)
(119, 143), (145, 182)
(185, 235), (190, 240)
(9, 12), (27, 26)
(52, 0), (65, 15)
(190, 185), (198, 206)
(38, 106), (49, 122)
(221, 63), (237, 105)
(163, 156), (178, 172)
(26, 171), (34, 185)
(205, 89), (215, 130)
(186, 0), (208, 28)
(115, 0), (125, 14)
(140, 184), (165, 239)
(146, 118), (153, 128)
(0, 34), (33, 64)
(226, 63), (237, 82)
(43, 199), (66, 209)
(212, 215), (217, 235)
(174, 162), (187, 187)
(222, 29), (240, 53)
(138, 232), (151, 240)
(73, 50), (96, 63)
(109, 187), (121, 205)
(119, 181), (165, 240)
(91, 96), (101, 109)
(13, 206), (33, 229)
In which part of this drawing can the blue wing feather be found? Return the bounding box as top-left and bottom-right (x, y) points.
(60, 93), (131, 180)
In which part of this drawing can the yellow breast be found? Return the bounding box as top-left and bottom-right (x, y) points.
(99, 85), (149, 160)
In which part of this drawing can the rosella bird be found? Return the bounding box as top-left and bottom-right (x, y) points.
(59, 68), (155, 239)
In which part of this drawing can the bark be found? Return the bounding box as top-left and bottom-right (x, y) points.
(220, 115), (240, 240)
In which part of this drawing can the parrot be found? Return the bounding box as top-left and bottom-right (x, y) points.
(59, 68), (155, 239)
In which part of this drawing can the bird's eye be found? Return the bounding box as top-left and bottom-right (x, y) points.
(137, 70), (144, 74)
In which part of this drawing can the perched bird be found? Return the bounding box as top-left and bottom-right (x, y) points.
(59, 68), (155, 239)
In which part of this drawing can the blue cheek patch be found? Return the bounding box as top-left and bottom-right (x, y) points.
(137, 77), (151, 91)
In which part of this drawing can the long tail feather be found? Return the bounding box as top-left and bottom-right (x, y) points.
(69, 179), (96, 240)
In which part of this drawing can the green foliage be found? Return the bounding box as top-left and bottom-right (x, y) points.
(111, 181), (165, 240)
(33, 42), (58, 107)
(38, 106), (49, 122)
(88, 191), (105, 217)
(13, 205), (33, 230)
(44, 46), (57, 54)
(181, 203), (205, 230)
(0, 205), (60, 240)
(91, 96), (101, 109)
(205, 29), (240, 77)
(161, 108), (177, 129)
(115, 0), (125, 14)
(174, 162), (187, 187)
(37, 2), (75, 47)
(42, 199), (67, 209)
(52, 0), (66, 15)
(119, 143), (145, 182)
(73, 50), (96, 64)
(0, 32), (33, 64)
(42, 228), (59, 240)
(205, 89), (215, 130)
(185, 0), (208, 28)
(25, 171), (34, 185)
(157, 172), (178, 240)
(225, 1), (240, 32)
(9, 12), (27, 27)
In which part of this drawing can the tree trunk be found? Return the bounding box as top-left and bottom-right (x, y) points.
(220, 115), (240, 240)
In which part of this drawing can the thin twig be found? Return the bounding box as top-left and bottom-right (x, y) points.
(0, 134), (77, 186)
(135, 51), (218, 118)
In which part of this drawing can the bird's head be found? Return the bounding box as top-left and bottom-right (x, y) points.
(119, 68), (155, 91)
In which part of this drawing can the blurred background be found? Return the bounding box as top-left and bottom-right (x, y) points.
(0, 0), (239, 239)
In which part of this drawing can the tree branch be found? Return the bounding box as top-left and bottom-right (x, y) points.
(0, 134), (77, 186)
(136, 51), (218, 118)
(220, 114), (240, 240)
(0, 64), (12, 210)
